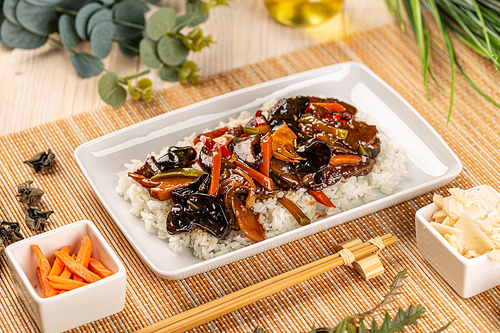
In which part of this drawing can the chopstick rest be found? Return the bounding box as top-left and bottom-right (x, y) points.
(334, 236), (386, 281)
(353, 254), (385, 280)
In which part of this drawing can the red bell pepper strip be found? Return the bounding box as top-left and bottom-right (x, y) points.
(259, 133), (272, 177)
(304, 102), (312, 113)
(193, 126), (229, 145)
(235, 160), (273, 191)
(208, 147), (222, 196)
(200, 136), (233, 159)
(254, 110), (267, 127)
(330, 154), (362, 167)
(313, 103), (346, 113)
(306, 189), (336, 208)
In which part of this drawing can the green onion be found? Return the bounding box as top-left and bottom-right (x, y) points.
(386, 0), (500, 123)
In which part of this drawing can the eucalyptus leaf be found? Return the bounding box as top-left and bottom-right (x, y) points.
(57, 0), (93, 11)
(24, 0), (60, 6)
(59, 14), (78, 52)
(90, 21), (115, 58)
(0, 0), (5, 35)
(99, 0), (113, 5)
(159, 65), (178, 82)
(157, 35), (189, 66)
(75, 2), (102, 40)
(16, 0), (57, 37)
(146, 7), (175, 41)
(117, 35), (141, 56)
(174, 13), (195, 32)
(98, 72), (127, 106)
(3, 0), (20, 26)
(0, 19), (46, 48)
(185, 0), (208, 27)
(115, 0), (148, 14)
(69, 52), (103, 78)
(114, 0), (145, 39)
(86, 7), (112, 36)
(139, 38), (161, 68)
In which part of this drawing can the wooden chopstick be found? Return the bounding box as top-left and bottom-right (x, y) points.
(137, 234), (398, 333)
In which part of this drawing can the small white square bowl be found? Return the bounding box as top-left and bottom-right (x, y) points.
(415, 187), (500, 298)
(5, 220), (127, 333)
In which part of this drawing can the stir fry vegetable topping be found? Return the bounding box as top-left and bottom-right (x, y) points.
(128, 96), (381, 243)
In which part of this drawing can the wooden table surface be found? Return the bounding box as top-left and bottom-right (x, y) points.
(0, 0), (392, 137)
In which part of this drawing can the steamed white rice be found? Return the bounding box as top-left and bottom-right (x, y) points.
(116, 101), (408, 260)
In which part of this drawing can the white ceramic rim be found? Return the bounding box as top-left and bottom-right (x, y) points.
(416, 186), (492, 265)
(5, 220), (126, 303)
(74, 62), (463, 279)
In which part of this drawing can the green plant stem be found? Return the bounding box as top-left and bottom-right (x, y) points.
(49, 36), (109, 74)
(54, 6), (78, 16)
(119, 69), (151, 85)
(112, 19), (145, 30)
(49, 37), (64, 48)
(113, 38), (140, 53)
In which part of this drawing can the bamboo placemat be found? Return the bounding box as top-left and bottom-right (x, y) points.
(1, 20), (500, 333)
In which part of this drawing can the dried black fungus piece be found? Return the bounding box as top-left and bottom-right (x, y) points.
(25, 208), (54, 232)
(268, 96), (310, 137)
(0, 221), (24, 254)
(0, 221), (24, 242)
(135, 156), (161, 178)
(16, 180), (45, 208)
(295, 140), (332, 174)
(171, 173), (211, 203)
(156, 146), (197, 171)
(167, 191), (230, 238)
(23, 149), (56, 173)
(232, 134), (261, 167)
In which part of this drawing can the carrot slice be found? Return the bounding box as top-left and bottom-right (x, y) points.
(33, 245), (55, 298)
(312, 102), (346, 113)
(36, 267), (54, 298)
(47, 276), (88, 291)
(46, 245), (71, 297)
(235, 160), (273, 191)
(330, 154), (362, 166)
(49, 246), (71, 277)
(73, 235), (93, 282)
(208, 146), (222, 196)
(59, 254), (76, 279)
(53, 251), (101, 283)
(259, 133), (272, 177)
(89, 257), (114, 278)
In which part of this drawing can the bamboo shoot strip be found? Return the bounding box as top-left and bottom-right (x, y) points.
(136, 234), (398, 333)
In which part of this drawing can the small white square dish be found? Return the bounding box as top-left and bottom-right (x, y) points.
(416, 186), (500, 298)
(5, 220), (127, 333)
(75, 62), (462, 279)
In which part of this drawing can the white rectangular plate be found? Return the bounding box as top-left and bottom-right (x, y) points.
(75, 62), (462, 279)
